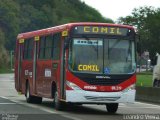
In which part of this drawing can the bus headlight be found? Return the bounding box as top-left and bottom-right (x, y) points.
(123, 84), (135, 92)
(66, 81), (82, 90)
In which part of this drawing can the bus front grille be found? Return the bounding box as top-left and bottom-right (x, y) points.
(84, 96), (120, 101)
(73, 73), (134, 86)
(82, 78), (125, 85)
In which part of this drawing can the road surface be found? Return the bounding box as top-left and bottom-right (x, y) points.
(0, 74), (160, 120)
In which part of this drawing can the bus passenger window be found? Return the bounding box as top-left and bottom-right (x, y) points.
(52, 33), (61, 60)
(45, 35), (53, 59)
(23, 38), (33, 60)
(39, 36), (53, 59)
(39, 37), (45, 59)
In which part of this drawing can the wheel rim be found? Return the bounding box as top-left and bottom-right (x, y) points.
(54, 91), (58, 106)
(26, 86), (29, 99)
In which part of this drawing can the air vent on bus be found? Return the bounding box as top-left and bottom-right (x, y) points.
(84, 96), (120, 101)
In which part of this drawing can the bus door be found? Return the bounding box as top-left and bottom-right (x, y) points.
(17, 39), (24, 91)
(32, 36), (39, 94)
(59, 32), (69, 100)
(60, 41), (66, 100)
(36, 35), (53, 96)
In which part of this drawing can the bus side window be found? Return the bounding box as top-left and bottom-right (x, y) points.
(45, 35), (53, 59)
(24, 38), (33, 60)
(52, 33), (61, 60)
(39, 35), (54, 60)
(39, 36), (45, 59)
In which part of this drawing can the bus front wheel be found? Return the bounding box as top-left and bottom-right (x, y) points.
(106, 103), (118, 113)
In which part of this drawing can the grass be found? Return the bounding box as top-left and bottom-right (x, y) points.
(0, 67), (14, 74)
(136, 72), (153, 87)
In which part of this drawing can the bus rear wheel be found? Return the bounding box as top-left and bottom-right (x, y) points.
(25, 83), (42, 104)
(106, 103), (118, 113)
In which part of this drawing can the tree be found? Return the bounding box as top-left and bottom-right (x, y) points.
(118, 6), (160, 59)
(0, 28), (9, 69)
(0, 0), (20, 50)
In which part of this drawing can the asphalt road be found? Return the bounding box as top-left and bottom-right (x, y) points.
(0, 74), (160, 120)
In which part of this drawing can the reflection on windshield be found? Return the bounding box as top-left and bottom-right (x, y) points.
(69, 38), (103, 73)
(69, 38), (136, 74)
(105, 39), (134, 74)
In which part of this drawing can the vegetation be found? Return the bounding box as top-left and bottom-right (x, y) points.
(1, 0), (160, 76)
(117, 6), (160, 87)
(0, 0), (113, 71)
(136, 72), (153, 87)
(117, 6), (160, 59)
(0, 68), (13, 74)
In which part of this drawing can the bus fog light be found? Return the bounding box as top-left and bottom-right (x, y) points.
(123, 84), (135, 92)
(66, 81), (82, 90)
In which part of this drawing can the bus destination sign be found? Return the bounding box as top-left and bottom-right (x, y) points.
(73, 26), (129, 36)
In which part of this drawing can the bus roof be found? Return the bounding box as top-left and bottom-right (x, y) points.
(17, 22), (135, 39)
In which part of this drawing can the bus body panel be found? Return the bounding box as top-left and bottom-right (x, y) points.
(66, 89), (136, 103)
(66, 70), (136, 92)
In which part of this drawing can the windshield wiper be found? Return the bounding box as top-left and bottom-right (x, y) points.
(109, 39), (121, 52)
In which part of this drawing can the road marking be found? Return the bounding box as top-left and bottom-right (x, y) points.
(118, 102), (160, 109)
(0, 96), (11, 99)
(135, 101), (160, 108)
(61, 114), (83, 120)
(0, 96), (83, 120)
(0, 80), (14, 82)
(0, 96), (17, 105)
(0, 96), (58, 114)
(120, 106), (160, 109)
(12, 100), (57, 113)
(0, 103), (16, 105)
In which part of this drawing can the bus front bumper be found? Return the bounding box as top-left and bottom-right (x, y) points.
(66, 89), (136, 104)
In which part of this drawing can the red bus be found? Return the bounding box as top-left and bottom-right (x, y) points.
(15, 22), (136, 113)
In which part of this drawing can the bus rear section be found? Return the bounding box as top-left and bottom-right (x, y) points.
(15, 23), (136, 113)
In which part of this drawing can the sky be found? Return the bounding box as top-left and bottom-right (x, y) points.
(81, 0), (160, 21)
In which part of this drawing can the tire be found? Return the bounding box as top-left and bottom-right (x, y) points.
(53, 90), (64, 110)
(25, 83), (42, 104)
(106, 103), (118, 113)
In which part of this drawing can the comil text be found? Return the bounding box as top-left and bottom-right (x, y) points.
(84, 26), (122, 35)
(78, 65), (100, 72)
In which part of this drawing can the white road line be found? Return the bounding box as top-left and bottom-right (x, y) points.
(120, 106), (160, 109)
(135, 101), (160, 107)
(0, 80), (14, 82)
(0, 96), (82, 120)
(1, 96), (58, 114)
(61, 114), (83, 120)
(0, 103), (16, 105)
(1, 95), (82, 120)
(0, 96), (17, 104)
(0, 96), (11, 99)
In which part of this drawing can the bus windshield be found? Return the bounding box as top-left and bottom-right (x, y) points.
(69, 38), (136, 74)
